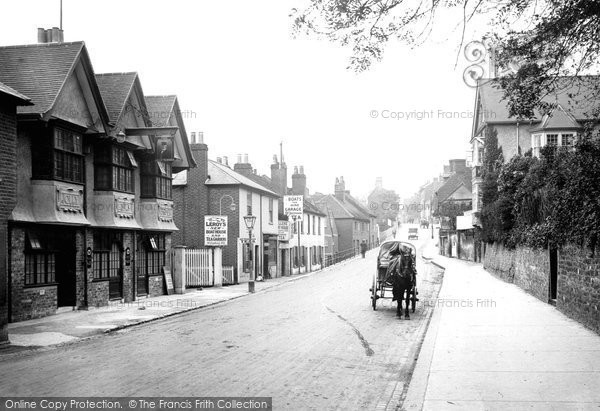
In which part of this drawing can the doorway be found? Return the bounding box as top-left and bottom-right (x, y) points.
(549, 248), (558, 303)
(54, 229), (77, 307)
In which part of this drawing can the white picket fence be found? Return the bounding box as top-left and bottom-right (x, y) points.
(184, 248), (213, 287)
(223, 266), (235, 285)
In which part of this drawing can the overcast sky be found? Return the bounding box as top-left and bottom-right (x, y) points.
(0, 0), (497, 200)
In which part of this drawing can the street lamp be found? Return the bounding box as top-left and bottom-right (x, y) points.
(219, 194), (236, 215)
(243, 214), (257, 293)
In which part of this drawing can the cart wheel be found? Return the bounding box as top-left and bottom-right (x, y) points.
(371, 278), (378, 311)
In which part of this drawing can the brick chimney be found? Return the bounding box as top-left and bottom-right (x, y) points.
(270, 155), (287, 196)
(292, 165), (307, 197)
(176, 131), (209, 248)
(233, 153), (253, 176)
(335, 177), (346, 202)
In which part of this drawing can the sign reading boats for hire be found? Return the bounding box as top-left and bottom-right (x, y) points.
(205, 215), (228, 246)
(284, 195), (303, 221)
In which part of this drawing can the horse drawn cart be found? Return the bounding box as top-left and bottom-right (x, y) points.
(370, 240), (418, 316)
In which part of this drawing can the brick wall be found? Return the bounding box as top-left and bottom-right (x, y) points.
(557, 244), (600, 334)
(483, 242), (516, 282)
(9, 227), (58, 321)
(0, 101), (17, 341)
(208, 187), (240, 270)
(336, 219), (354, 254)
(172, 143), (209, 247)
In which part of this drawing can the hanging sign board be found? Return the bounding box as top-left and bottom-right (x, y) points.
(205, 215), (228, 246)
(284, 195), (303, 220)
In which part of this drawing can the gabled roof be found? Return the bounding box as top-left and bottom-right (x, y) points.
(312, 194), (353, 219)
(475, 76), (600, 127)
(0, 41), (109, 123)
(344, 194), (376, 219)
(420, 180), (444, 202)
(0, 81), (31, 104)
(145, 95), (196, 169)
(95, 72), (139, 124)
(145, 95), (176, 127)
(435, 171), (472, 203)
(205, 160), (279, 196)
(312, 193), (371, 221)
(532, 103), (582, 132)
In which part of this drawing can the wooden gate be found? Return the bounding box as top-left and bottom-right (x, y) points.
(184, 248), (213, 287)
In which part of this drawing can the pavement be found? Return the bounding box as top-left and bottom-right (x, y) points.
(403, 250), (600, 410)
(2, 256), (359, 351)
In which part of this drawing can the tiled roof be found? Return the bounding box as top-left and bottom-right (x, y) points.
(145, 95), (177, 127)
(435, 171), (472, 203)
(478, 76), (600, 123)
(206, 160), (279, 196)
(0, 80), (31, 103)
(95, 72), (138, 123)
(312, 194), (369, 220)
(533, 103), (582, 131)
(0, 41), (86, 115)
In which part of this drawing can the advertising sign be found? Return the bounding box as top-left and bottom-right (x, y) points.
(278, 220), (290, 241)
(205, 215), (228, 246)
(284, 195), (303, 221)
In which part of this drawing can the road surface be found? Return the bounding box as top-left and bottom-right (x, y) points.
(0, 234), (443, 410)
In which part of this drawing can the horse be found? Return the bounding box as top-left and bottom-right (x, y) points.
(387, 250), (416, 319)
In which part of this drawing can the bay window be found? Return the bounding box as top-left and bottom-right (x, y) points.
(141, 161), (172, 199)
(95, 144), (136, 193)
(32, 127), (84, 183)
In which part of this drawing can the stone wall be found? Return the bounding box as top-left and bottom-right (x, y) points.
(483, 243), (549, 302)
(557, 244), (600, 334)
(484, 242), (600, 335)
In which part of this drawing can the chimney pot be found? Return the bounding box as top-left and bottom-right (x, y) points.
(243, 153), (249, 163)
(299, 165), (304, 174)
(237, 154), (242, 164)
(51, 27), (60, 43)
(294, 166), (298, 174)
(37, 28), (46, 43)
(217, 157), (222, 164)
(190, 132), (196, 143)
(223, 156), (228, 166)
(197, 132), (204, 144)
(273, 155), (278, 164)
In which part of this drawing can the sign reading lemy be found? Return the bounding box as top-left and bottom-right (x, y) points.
(284, 195), (303, 220)
(204, 215), (228, 246)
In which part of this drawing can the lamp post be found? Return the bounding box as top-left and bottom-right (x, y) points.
(219, 194), (236, 215)
(243, 214), (257, 293)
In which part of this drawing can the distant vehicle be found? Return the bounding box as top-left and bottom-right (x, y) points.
(420, 220), (429, 229)
(408, 228), (419, 240)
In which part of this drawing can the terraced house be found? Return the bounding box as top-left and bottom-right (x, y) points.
(0, 34), (194, 322)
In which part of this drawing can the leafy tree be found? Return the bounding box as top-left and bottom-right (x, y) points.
(292, 0), (600, 118)
(480, 126), (504, 243)
(368, 186), (400, 228)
